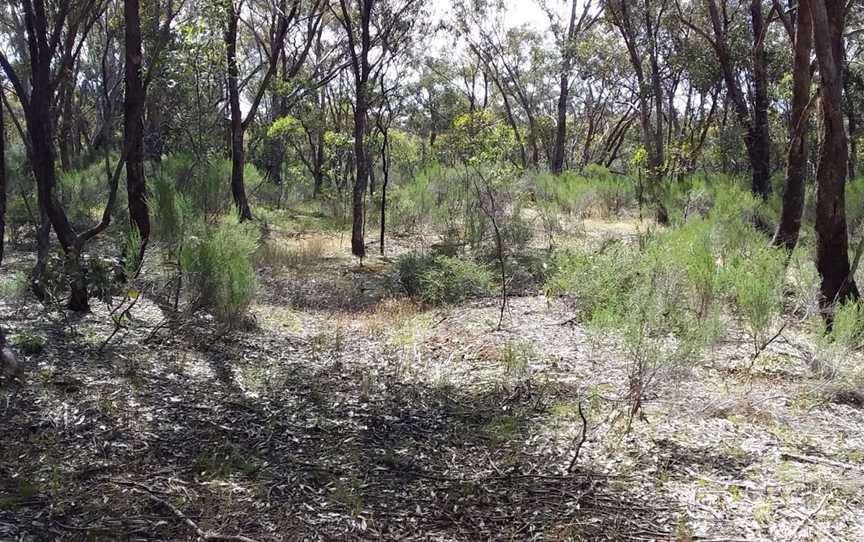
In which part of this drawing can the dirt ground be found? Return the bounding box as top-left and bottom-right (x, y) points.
(1, 219), (863, 541)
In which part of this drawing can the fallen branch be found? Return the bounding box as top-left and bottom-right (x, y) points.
(780, 452), (864, 473)
(567, 400), (589, 474)
(112, 481), (261, 542)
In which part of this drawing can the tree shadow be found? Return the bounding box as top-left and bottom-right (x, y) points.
(0, 317), (676, 541)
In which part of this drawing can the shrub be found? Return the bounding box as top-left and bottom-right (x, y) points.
(0, 271), (29, 299)
(150, 171), (192, 247)
(811, 300), (864, 377)
(396, 252), (492, 305)
(720, 235), (786, 354)
(58, 157), (126, 227)
(180, 223), (259, 326)
(543, 241), (640, 322)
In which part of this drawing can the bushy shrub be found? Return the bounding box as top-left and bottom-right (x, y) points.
(543, 241), (640, 322)
(846, 177), (864, 231)
(396, 252), (492, 305)
(180, 223), (259, 326)
(4, 195), (35, 245)
(151, 153), (233, 218)
(0, 271), (29, 299)
(811, 300), (864, 377)
(150, 171), (192, 247)
(58, 157), (126, 227)
(719, 232), (786, 353)
(534, 168), (636, 220)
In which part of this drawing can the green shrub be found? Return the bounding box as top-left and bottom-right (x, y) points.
(58, 157), (126, 227)
(543, 241), (640, 322)
(150, 171), (192, 247)
(0, 271), (29, 299)
(180, 223), (259, 326)
(396, 252), (492, 305)
(720, 236), (786, 353)
(811, 300), (864, 376)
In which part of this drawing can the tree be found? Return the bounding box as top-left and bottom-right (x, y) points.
(224, 0), (296, 220)
(772, 0), (812, 251)
(700, 0), (773, 199)
(543, 0), (599, 174)
(334, 0), (422, 259)
(0, 0), (108, 310)
(0, 83), (6, 268)
(811, 0), (859, 312)
(125, 0), (148, 263)
(606, 0), (669, 223)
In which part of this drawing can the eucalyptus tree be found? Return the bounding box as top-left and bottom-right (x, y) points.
(0, 0), (108, 308)
(0, 83), (6, 267)
(677, 0), (774, 199)
(605, 0), (669, 222)
(541, 0), (599, 174)
(772, 0), (812, 251)
(125, 0), (182, 265)
(455, 2), (549, 169)
(811, 0), (859, 311)
(225, 0), (291, 220)
(332, 0), (424, 260)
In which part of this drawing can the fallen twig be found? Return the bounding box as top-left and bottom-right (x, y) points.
(112, 480), (261, 542)
(780, 452), (864, 472)
(788, 493), (830, 541)
(567, 400), (589, 474)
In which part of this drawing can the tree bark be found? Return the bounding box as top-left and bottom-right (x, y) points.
(551, 0), (580, 174)
(125, 0), (150, 263)
(706, 0), (772, 199)
(772, 0), (812, 251)
(749, 0), (772, 199)
(225, 3), (253, 221)
(0, 85), (6, 268)
(811, 0), (859, 311)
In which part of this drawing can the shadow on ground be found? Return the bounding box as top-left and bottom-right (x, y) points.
(1, 304), (676, 541)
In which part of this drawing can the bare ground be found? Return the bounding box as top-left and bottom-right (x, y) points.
(1, 221), (863, 541)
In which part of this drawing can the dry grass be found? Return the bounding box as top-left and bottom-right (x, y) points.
(255, 234), (330, 271)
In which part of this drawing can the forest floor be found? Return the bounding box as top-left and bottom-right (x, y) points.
(1, 212), (864, 541)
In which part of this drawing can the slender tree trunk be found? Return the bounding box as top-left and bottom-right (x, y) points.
(750, 0), (772, 199)
(225, 4), (253, 221)
(352, 82), (369, 258)
(58, 79), (74, 171)
(706, 0), (772, 199)
(552, 70), (569, 174)
(125, 0), (150, 262)
(811, 0), (859, 311)
(28, 65), (88, 310)
(0, 86), (6, 268)
(773, 0), (812, 251)
(844, 48), (858, 180)
(313, 129), (325, 197)
(646, 0), (665, 172)
(551, 0), (584, 174)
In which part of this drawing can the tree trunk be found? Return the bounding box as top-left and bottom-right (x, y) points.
(225, 4), (253, 221)
(352, 82), (369, 258)
(551, 70), (569, 174)
(0, 86), (6, 268)
(772, 0), (812, 251)
(313, 129), (325, 197)
(125, 0), (150, 263)
(749, 0), (772, 199)
(844, 48), (858, 180)
(706, 0), (772, 199)
(811, 0), (859, 312)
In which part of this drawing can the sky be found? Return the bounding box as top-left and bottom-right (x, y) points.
(427, 0), (563, 57)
